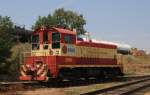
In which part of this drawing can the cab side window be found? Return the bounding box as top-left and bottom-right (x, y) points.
(32, 34), (40, 50)
(52, 32), (60, 49)
(43, 32), (49, 49)
(64, 35), (73, 44)
(43, 32), (48, 44)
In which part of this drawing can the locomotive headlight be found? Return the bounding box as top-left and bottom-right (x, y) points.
(26, 64), (30, 67)
(36, 64), (40, 68)
(44, 64), (47, 67)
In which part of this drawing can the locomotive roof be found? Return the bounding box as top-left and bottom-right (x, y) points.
(53, 27), (76, 35)
(34, 27), (76, 35)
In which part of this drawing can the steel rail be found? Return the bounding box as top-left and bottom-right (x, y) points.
(80, 76), (150, 95)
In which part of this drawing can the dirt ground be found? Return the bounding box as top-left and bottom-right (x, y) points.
(145, 92), (150, 95)
(18, 88), (66, 95)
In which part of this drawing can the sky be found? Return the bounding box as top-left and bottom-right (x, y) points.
(0, 0), (150, 52)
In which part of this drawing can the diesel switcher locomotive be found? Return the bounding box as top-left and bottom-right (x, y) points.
(19, 27), (123, 81)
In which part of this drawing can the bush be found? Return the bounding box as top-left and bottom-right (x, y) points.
(8, 43), (31, 75)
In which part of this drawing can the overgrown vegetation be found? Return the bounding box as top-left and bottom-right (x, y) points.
(0, 16), (31, 76)
(0, 16), (15, 74)
(123, 55), (150, 75)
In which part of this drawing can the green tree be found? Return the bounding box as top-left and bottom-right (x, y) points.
(34, 14), (58, 28)
(0, 16), (14, 73)
(34, 8), (86, 35)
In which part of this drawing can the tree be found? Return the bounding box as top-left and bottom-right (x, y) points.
(0, 16), (14, 73)
(34, 14), (58, 29)
(34, 8), (86, 35)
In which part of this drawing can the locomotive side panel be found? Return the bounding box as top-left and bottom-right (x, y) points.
(58, 41), (118, 66)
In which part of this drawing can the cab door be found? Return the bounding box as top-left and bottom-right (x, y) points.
(51, 32), (61, 55)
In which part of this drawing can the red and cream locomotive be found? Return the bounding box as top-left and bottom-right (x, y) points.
(20, 27), (123, 81)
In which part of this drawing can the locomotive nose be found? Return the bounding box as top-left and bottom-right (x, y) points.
(20, 62), (48, 81)
(25, 64), (36, 75)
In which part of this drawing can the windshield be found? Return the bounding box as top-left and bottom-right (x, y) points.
(32, 35), (39, 43)
(32, 34), (40, 50)
(52, 32), (60, 42)
(52, 32), (60, 49)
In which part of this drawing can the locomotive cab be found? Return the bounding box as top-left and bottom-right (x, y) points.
(31, 28), (52, 56)
(31, 27), (76, 56)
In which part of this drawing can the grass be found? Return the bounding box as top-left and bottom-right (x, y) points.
(123, 55), (150, 75)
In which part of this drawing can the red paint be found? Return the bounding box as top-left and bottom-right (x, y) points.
(23, 55), (117, 79)
(47, 56), (58, 78)
(19, 76), (31, 80)
(53, 27), (76, 35)
(49, 32), (52, 43)
(20, 76), (47, 81)
(35, 76), (47, 81)
(77, 41), (117, 49)
(56, 56), (117, 65)
(34, 27), (76, 35)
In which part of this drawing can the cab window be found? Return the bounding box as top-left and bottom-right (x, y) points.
(64, 35), (73, 44)
(32, 34), (40, 50)
(43, 32), (49, 49)
(43, 32), (48, 44)
(52, 32), (60, 49)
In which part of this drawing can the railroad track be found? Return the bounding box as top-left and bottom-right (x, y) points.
(0, 75), (149, 85)
(0, 81), (39, 93)
(0, 81), (38, 88)
(0, 81), (38, 85)
(80, 76), (150, 95)
(0, 75), (150, 87)
(0, 75), (150, 94)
